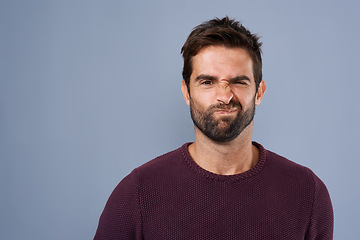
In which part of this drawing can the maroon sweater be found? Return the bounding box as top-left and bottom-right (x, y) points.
(94, 142), (333, 239)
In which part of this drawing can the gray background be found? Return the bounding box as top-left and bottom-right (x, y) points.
(1, 0), (359, 239)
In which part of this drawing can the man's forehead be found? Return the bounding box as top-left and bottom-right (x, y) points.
(191, 46), (254, 81)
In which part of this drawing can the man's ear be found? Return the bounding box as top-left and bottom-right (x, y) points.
(181, 80), (191, 106)
(255, 80), (266, 106)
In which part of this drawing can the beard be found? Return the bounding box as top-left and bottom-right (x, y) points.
(190, 98), (256, 143)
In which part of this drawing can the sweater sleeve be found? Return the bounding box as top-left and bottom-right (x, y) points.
(94, 169), (142, 240)
(305, 173), (334, 240)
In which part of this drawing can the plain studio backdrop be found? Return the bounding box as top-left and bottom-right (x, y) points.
(1, 0), (359, 239)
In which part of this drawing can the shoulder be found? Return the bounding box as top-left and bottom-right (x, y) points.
(118, 143), (191, 186)
(265, 148), (315, 178)
(259, 144), (328, 192)
(260, 143), (332, 206)
(135, 143), (189, 173)
(107, 143), (189, 200)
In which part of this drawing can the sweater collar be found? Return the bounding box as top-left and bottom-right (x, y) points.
(181, 141), (267, 182)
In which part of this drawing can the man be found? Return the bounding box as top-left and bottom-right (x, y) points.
(94, 17), (333, 239)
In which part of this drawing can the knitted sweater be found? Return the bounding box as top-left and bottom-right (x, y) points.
(94, 142), (333, 239)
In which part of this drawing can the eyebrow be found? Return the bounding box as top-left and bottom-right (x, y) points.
(195, 74), (217, 81)
(195, 74), (251, 82)
(229, 76), (251, 82)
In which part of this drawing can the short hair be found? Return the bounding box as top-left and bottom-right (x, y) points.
(181, 16), (263, 91)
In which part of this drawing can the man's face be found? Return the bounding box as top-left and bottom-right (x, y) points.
(182, 45), (264, 142)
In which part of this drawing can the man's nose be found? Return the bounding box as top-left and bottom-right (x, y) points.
(216, 82), (233, 104)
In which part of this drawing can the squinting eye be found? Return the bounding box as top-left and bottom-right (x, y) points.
(234, 81), (246, 85)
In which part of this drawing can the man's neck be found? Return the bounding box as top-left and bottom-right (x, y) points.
(188, 123), (259, 175)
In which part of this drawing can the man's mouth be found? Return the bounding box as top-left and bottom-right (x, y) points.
(213, 108), (239, 114)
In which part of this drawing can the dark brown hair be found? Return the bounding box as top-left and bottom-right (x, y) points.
(181, 16), (263, 90)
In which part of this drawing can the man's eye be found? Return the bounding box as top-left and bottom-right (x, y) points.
(234, 81), (246, 85)
(201, 80), (213, 85)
